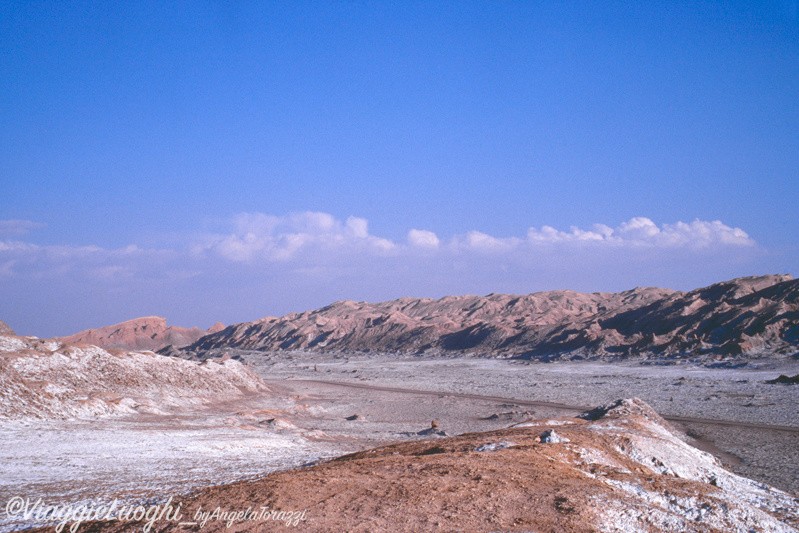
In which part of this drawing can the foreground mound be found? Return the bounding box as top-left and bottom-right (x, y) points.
(0, 334), (267, 420)
(48, 399), (797, 532)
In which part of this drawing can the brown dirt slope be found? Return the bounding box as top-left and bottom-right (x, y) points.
(184, 274), (798, 361)
(39, 399), (798, 533)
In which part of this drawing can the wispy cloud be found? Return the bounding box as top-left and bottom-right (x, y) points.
(0, 213), (757, 281)
(0, 237), (173, 281)
(0, 220), (46, 238)
(0, 213), (763, 337)
(193, 213), (755, 262)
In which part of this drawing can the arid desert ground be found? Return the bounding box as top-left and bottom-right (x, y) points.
(3, 351), (797, 532)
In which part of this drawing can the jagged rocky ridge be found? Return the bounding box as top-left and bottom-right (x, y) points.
(176, 275), (799, 361)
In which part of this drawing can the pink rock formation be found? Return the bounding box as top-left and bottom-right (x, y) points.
(188, 274), (799, 360)
(58, 316), (223, 352)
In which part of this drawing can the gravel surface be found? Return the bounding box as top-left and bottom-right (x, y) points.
(252, 353), (799, 427)
(246, 352), (799, 494)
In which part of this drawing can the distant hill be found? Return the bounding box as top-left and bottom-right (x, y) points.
(58, 316), (225, 352)
(179, 274), (799, 361)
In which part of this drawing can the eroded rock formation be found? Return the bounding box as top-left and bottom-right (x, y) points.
(0, 333), (265, 420)
(182, 274), (799, 361)
(58, 316), (225, 352)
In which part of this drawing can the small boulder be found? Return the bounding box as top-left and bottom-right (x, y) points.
(539, 429), (569, 444)
(417, 421), (447, 437)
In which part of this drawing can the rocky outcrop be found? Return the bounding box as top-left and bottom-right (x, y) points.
(766, 374), (799, 385)
(0, 319), (15, 336)
(0, 333), (266, 420)
(58, 316), (225, 352)
(63, 398), (799, 532)
(182, 274), (799, 361)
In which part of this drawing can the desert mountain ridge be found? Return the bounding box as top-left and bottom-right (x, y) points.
(173, 274), (798, 362)
(57, 316), (225, 352)
(43, 274), (799, 361)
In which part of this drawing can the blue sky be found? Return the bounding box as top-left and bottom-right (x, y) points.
(1, 1), (797, 337)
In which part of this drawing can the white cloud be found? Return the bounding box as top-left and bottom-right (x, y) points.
(526, 217), (754, 249)
(616, 217), (662, 240)
(0, 214), (757, 277)
(407, 229), (440, 249)
(198, 211), (397, 262)
(0, 211), (767, 337)
(457, 231), (522, 253)
(194, 213), (755, 263)
(345, 216), (369, 239)
(527, 224), (612, 243)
